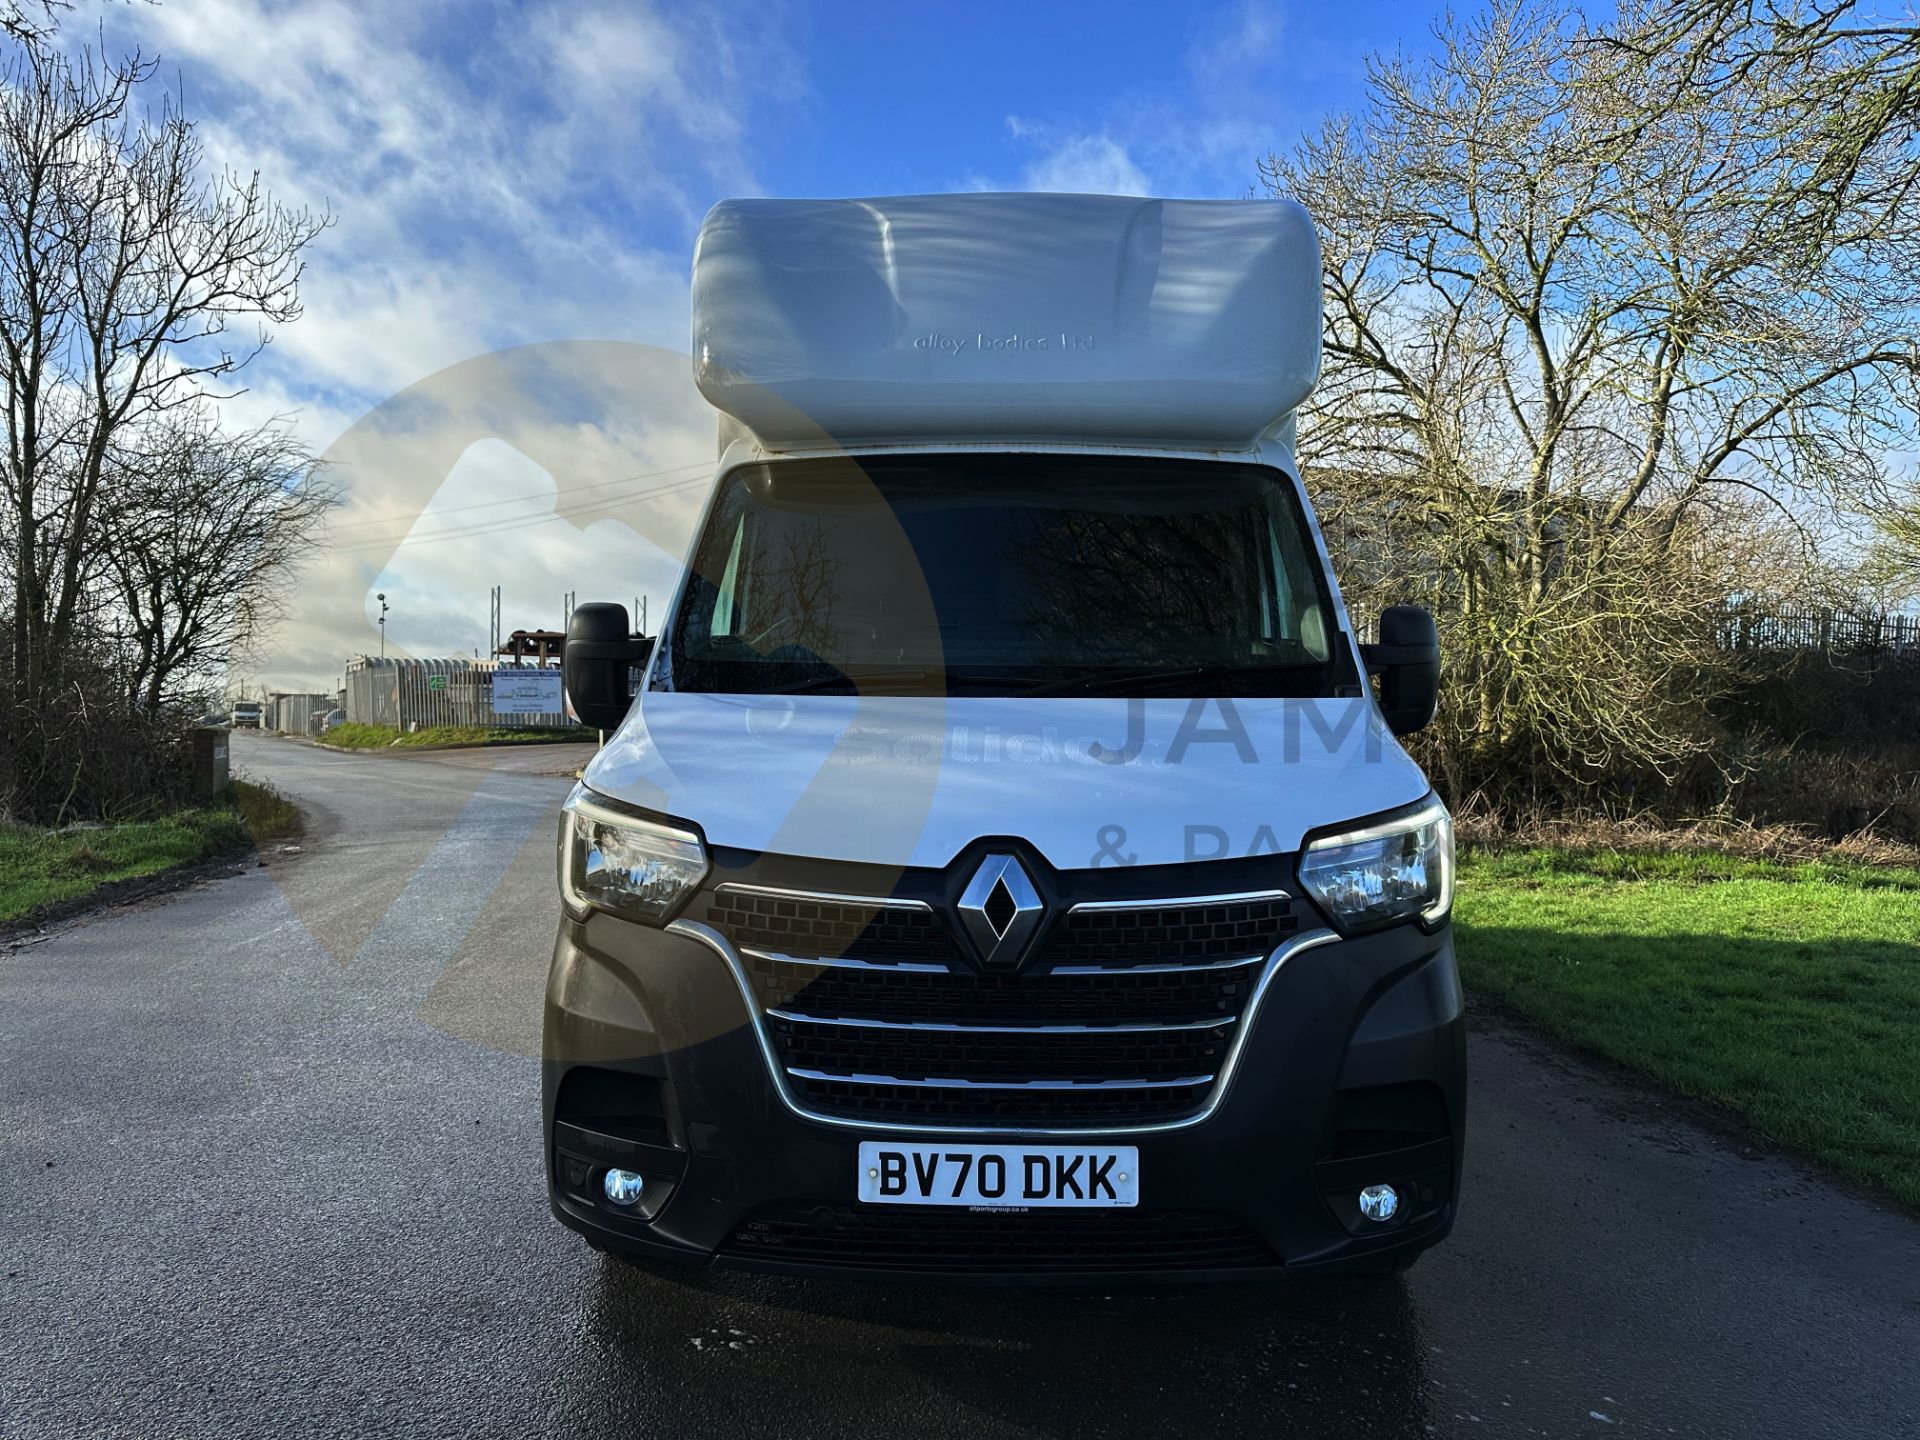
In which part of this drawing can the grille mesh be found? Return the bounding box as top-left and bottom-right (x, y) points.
(748, 954), (1252, 1027)
(707, 888), (959, 965)
(787, 1075), (1217, 1126)
(1037, 896), (1299, 965)
(769, 1016), (1232, 1083)
(724, 1204), (1278, 1273)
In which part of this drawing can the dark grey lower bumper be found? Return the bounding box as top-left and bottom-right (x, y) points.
(542, 910), (1465, 1282)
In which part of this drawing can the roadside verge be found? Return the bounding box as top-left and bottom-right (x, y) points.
(1456, 845), (1920, 1212)
(0, 779), (303, 940)
(312, 723), (583, 753)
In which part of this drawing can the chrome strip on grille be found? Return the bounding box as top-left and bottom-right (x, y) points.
(745, 944), (1269, 978)
(766, 1009), (1238, 1034)
(786, 1068), (1215, 1090)
(668, 916), (1341, 1138)
(1048, 954), (1266, 976)
(715, 882), (934, 912)
(741, 945), (953, 975)
(1065, 888), (1292, 913)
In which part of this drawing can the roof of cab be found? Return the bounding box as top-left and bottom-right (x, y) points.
(690, 193), (1321, 453)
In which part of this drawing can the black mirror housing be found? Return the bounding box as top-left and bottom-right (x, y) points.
(564, 603), (653, 732)
(1359, 605), (1441, 737)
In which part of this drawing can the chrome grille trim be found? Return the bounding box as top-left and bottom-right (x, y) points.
(1049, 955), (1266, 976)
(1064, 888), (1292, 913)
(742, 945), (953, 975)
(714, 882), (933, 911)
(668, 917), (1341, 1137)
(786, 1068), (1215, 1091)
(766, 1009), (1238, 1034)
(745, 944), (1266, 977)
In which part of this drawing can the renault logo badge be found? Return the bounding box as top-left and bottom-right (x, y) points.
(956, 853), (1044, 969)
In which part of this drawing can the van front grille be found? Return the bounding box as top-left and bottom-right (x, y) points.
(784, 1074), (1220, 1127)
(745, 953), (1252, 1027)
(705, 887), (960, 966)
(705, 881), (1300, 1129)
(767, 1014), (1233, 1083)
(1037, 895), (1299, 965)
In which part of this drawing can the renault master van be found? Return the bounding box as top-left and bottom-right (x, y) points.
(545, 193), (1461, 1282)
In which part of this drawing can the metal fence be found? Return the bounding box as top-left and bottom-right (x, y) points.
(341, 656), (577, 730)
(1717, 607), (1920, 655)
(264, 692), (336, 735)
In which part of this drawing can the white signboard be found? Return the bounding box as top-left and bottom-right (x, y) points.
(492, 667), (564, 716)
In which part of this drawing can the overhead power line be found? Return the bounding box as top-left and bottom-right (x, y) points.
(322, 459), (710, 537)
(330, 470), (716, 555)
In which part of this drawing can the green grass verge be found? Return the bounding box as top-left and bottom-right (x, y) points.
(0, 779), (301, 926)
(0, 810), (250, 925)
(229, 778), (302, 841)
(1457, 846), (1920, 1209)
(322, 723), (580, 750)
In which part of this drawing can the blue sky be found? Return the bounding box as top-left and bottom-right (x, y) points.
(101, 0), (1441, 436)
(85, 0), (1450, 682)
(777, 1), (1426, 198)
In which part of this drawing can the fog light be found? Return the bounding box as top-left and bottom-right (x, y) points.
(1357, 1183), (1399, 1223)
(602, 1168), (646, 1207)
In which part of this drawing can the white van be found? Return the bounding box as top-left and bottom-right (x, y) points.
(546, 193), (1460, 1282)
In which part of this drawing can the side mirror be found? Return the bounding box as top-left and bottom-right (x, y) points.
(1359, 605), (1440, 737)
(564, 602), (653, 733)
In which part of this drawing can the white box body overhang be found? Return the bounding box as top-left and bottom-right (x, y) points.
(690, 193), (1323, 455)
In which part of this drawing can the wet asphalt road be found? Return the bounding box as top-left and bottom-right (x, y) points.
(3, 733), (1918, 1439)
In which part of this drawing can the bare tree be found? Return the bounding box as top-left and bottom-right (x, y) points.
(0, 27), (331, 822)
(1869, 503), (1920, 601)
(101, 410), (334, 712)
(1613, 1), (1920, 247)
(1261, 0), (1920, 804)
(1, 0), (65, 47)
(0, 39), (328, 699)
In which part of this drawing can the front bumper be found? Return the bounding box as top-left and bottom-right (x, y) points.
(543, 907), (1465, 1284)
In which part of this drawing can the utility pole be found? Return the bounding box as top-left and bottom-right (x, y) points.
(377, 592), (390, 659)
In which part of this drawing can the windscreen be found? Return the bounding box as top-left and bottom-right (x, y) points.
(663, 454), (1343, 697)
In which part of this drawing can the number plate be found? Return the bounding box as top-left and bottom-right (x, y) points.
(857, 1142), (1139, 1208)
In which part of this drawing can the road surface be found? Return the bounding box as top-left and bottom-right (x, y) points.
(3, 733), (1917, 1438)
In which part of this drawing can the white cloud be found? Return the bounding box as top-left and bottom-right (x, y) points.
(251, 338), (715, 692)
(367, 439), (686, 663)
(1014, 130), (1153, 197)
(65, 1), (808, 690)
(97, 0), (808, 456)
(1186, 0), (1286, 93)
(984, 0), (1297, 200)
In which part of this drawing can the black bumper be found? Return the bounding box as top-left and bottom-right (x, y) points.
(543, 904), (1465, 1284)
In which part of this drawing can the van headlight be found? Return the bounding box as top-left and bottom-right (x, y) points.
(559, 785), (709, 924)
(1299, 796), (1453, 934)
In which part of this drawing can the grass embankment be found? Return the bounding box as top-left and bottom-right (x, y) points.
(1457, 847), (1920, 1209)
(322, 723), (579, 750)
(0, 779), (299, 927)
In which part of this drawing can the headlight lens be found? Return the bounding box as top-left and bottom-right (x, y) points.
(1299, 796), (1453, 934)
(559, 785), (708, 924)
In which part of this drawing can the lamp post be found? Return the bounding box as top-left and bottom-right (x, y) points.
(377, 592), (390, 659)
